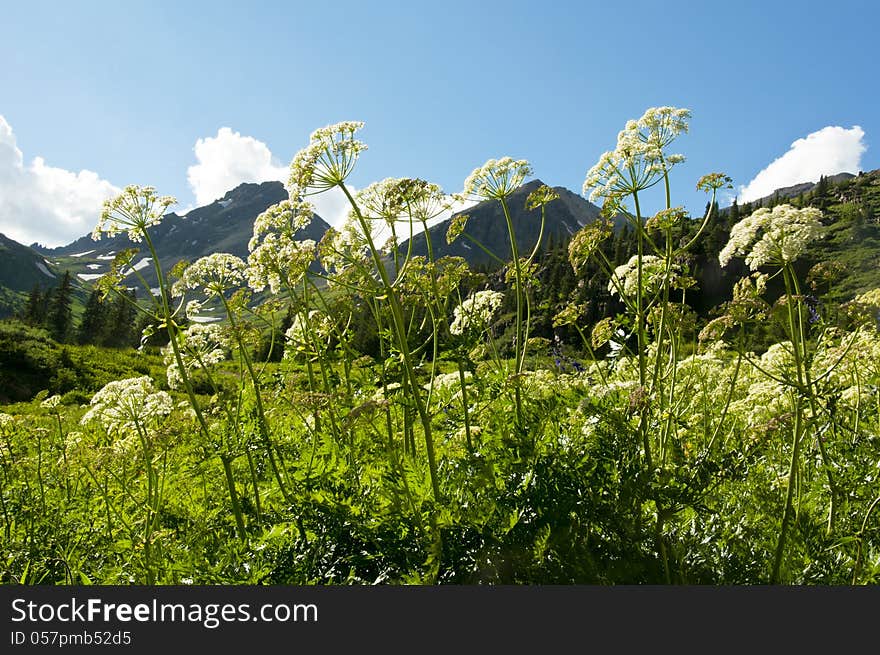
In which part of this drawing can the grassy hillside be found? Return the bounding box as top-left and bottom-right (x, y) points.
(0, 233), (62, 318)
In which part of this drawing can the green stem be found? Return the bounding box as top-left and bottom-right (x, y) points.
(632, 190), (652, 471)
(499, 197), (525, 430)
(340, 183), (441, 502)
(457, 356), (473, 452)
(788, 273), (839, 535)
(771, 264), (809, 583)
(221, 295), (292, 504)
(55, 412), (71, 502)
(852, 494), (880, 584)
(142, 231), (247, 542)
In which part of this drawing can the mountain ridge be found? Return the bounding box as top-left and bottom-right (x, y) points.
(2, 169), (878, 319)
(33, 181), (331, 290)
(400, 178), (616, 268)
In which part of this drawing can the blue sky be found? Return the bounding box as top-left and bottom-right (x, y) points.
(1, 0), (877, 246)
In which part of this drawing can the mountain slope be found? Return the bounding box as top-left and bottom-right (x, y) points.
(0, 233), (62, 317)
(401, 179), (611, 269)
(735, 172), (857, 209)
(34, 181), (330, 290)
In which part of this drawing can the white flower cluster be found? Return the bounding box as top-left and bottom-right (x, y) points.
(163, 324), (230, 390)
(284, 310), (334, 357)
(246, 235), (316, 294)
(461, 157), (533, 201)
(315, 227), (368, 279)
(719, 204), (824, 270)
(583, 106), (690, 203)
(608, 255), (680, 298)
(673, 349), (739, 425)
(854, 288), (880, 310)
(287, 121), (367, 195)
(92, 185), (177, 242)
(0, 413), (14, 430)
(173, 253), (247, 298)
(811, 326), (880, 407)
(431, 371), (472, 393)
(427, 371), (475, 405)
(759, 341), (796, 378)
(246, 198), (318, 293)
(250, 199), (314, 247)
(449, 290), (505, 336)
(40, 394), (62, 410)
(80, 376), (172, 434)
(729, 377), (791, 430)
(353, 177), (449, 226)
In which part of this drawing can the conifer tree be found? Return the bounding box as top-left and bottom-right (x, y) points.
(21, 285), (47, 326)
(77, 289), (108, 345)
(101, 290), (138, 348)
(47, 271), (73, 342)
(812, 174), (830, 209)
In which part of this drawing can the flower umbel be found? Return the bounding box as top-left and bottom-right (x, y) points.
(449, 290), (505, 336)
(446, 213), (469, 245)
(172, 253), (247, 298)
(246, 235), (316, 294)
(250, 199), (314, 246)
(287, 121), (367, 195)
(461, 157), (533, 201)
(80, 376), (172, 434)
(608, 255), (681, 298)
(284, 310), (334, 358)
(583, 106), (690, 203)
(568, 219), (612, 274)
(162, 324), (230, 390)
(354, 178), (450, 227)
(719, 204), (824, 270)
(93, 185), (176, 242)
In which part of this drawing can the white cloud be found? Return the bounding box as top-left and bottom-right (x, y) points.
(738, 125), (866, 203)
(0, 115), (120, 247)
(183, 126), (477, 235)
(186, 126), (354, 229)
(187, 127), (288, 206)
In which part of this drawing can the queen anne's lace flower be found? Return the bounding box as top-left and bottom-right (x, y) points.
(525, 185), (560, 211)
(697, 173), (733, 193)
(429, 371), (473, 394)
(284, 310), (334, 357)
(552, 302), (585, 328)
(287, 121), (367, 195)
(446, 213), (469, 244)
(246, 235), (316, 294)
(92, 185), (176, 242)
(608, 255), (680, 298)
(162, 324), (230, 390)
(185, 300), (204, 318)
(583, 106), (690, 203)
(246, 198), (318, 293)
(450, 290), (505, 336)
(172, 253), (247, 299)
(854, 288), (880, 310)
(719, 204), (824, 270)
(0, 413), (14, 430)
(759, 341), (796, 378)
(568, 219), (613, 274)
(354, 178), (450, 227)
(461, 158), (533, 201)
(645, 207), (688, 233)
(80, 376), (172, 434)
(251, 199), (314, 246)
(810, 326), (880, 402)
(40, 394), (62, 409)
